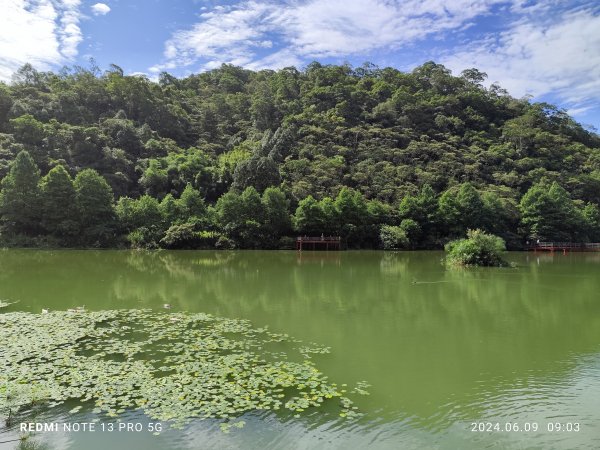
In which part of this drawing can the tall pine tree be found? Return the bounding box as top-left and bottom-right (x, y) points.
(0, 150), (40, 235)
(74, 169), (116, 246)
(40, 165), (78, 239)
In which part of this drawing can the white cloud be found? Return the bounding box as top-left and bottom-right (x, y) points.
(151, 1), (272, 73)
(91, 3), (110, 16)
(442, 8), (600, 114)
(0, 0), (83, 81)
(151, 0), (507, 72)
(245, 49), (303, 71)
(273, 0), (505, 56)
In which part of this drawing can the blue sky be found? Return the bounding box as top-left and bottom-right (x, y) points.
(1, 0), (599, 130)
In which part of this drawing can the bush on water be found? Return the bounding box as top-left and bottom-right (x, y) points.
(445, 229), (509, 267)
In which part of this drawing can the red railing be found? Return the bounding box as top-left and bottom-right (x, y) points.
(296, 236), (341, 242)
(528, 242), (600, 251)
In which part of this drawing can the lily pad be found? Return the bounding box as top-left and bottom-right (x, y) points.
(0, 309), (367, 431)
(0, 300), (18, 309)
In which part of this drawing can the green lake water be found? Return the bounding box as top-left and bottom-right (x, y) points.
(1, 249), (599, 449)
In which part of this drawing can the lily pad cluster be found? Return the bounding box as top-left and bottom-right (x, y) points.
(0, 309), (364, 430)
(0, 300), (17, 309)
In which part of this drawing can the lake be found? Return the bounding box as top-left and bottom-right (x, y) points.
(1, 250), (599, 449)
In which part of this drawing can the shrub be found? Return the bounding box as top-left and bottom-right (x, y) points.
(399, 219), (421, 248)
(159, 224), (219, 249)
(380, 225), (409, 250)
(126, 226), (161, 249)
(277, 236), (295, 249)
(215, 235), (236, 250)
(445, 229), (508, 267)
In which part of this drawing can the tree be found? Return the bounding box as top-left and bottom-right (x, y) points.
(398, 184), (438, 246)
(216, 191), (244, 229)
(159, 193), (184, 225)
(0, 84), (13, 131)
(217, 144), (252, 187)
(0, 62), (599, 250)
(335, 187), (369, 245)
(216, 187), (266, 248)
(9, 114), (45, 146)
(294, 195), (324, 235)
(262, 187), (291, 238)
(481, 191), (520, 248)
(0, 150), (40, 235)
(116, 194), (164, 248)
(438, 183), (485, 237)
(140, 159), (168, 198)
(9, 115), (46, 169)
(232, 155), (281, 193)
(460, 68), (487, 86)
(519, 181), (585, 241)
(501, 115), (538, 154)
(319, 197), (340, 235)
(39, 165), (78, 239)
(437, 189), (460, 235)
(399, 219), (421, 248)
(445, 229), (508, 267)
(456, 183), (486, 229)
(380, 225), (409, 250)
(160, 224), (218, 249)
(116, 195), (162, 231)
(74, 169), (115, 246)
(178, 184), (206, 218)
(582, 203), (600, 241)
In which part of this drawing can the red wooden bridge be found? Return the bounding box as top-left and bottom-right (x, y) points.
(296, 236), (341, 251)
(527, 242), (600, 254)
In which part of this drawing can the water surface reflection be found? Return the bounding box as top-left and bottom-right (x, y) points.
(0, 250), (599, 449)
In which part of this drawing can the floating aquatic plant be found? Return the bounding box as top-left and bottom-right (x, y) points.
(0, 309), (365, 431)
(0, 300), (18, 309)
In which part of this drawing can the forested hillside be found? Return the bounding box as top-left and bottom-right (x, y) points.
(0, 61), (599, 249)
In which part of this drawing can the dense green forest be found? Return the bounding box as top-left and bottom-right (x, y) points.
(0, 61), (599, 249)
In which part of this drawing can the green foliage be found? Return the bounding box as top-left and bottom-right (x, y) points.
(116, 195), (162, 230)
(399, 219), (421, 248)
(158, 193), (183, 224)
(116, 195), (165, 248)
(294, 196), (325, 235)
(445, 229), (509, 267)
(126, 226), (161, 249)
(262, 187), (291, 238)
(232, 155), (281, 193)
(39, 165), (78, 239)
(292, 188), (385, 247)
(10, 114), (45, 146)
(0, 61), (599, 248)
(0, 309), (363, 430)
(217, 144), (253, 186)
(74, 169), (115, 246)
(215, 187), (263, 248)
(519, 181), (586, 241)
(0, 150), (40, 235)
(398, 185), (438, 247)
(335, 187), (368, 237)
(212, 186), (292, 248)
(140, 159), (168, 198)
(179, 184), (206, 218)
(438, 183), (486, 236)
(160, 225), (219, 249)
(380, 225), (409, 250)
(399, 184), (437, 224)
(582, 203), (600, 241)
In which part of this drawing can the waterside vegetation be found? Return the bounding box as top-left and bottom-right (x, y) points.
(445, 229), (509, 267)
(0, 62), (599, 249)
(0, 309), (365, 432)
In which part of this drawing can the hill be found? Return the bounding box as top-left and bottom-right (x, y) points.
(0, 61), (599, 249)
